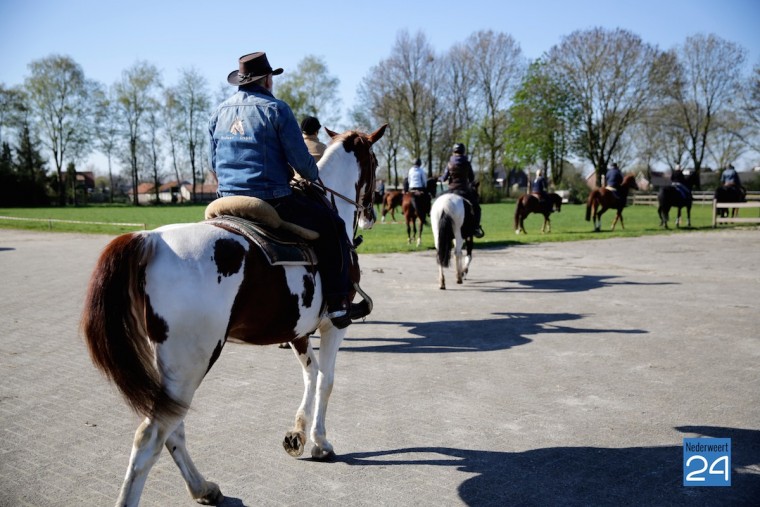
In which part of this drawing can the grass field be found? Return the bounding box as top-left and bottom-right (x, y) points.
(0, 200), (754, 254)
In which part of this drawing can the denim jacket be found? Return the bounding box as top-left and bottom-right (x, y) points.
(208, 84), (319, 199)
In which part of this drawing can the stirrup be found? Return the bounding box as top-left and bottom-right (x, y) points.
(351, 282), (373, 320)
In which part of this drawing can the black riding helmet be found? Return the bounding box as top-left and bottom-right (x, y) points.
(453, 143), (466, 155)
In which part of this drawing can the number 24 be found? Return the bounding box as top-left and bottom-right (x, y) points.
(685, 455), (729, 482)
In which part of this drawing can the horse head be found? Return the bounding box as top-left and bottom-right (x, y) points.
(320, 125), (387, 234)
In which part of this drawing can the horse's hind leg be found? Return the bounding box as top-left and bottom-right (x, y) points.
(117, 413), (188, 506)
(438, 264), (446, 290)
(283, 335), (318, 458)
(166, 421), (223, 505)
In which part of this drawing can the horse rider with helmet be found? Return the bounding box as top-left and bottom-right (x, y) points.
(604, 161), (623, 199)
(531, 168), (549, 202)
(209, 51), (368, 329)
(406, 158), (430, 215)
(721, 164), (743, 189)
(440, 143), (485, 238)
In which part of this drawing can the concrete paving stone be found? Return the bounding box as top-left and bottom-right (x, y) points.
(0, 227), (758, 506)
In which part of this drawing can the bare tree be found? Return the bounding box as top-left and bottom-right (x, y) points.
(143, 102), (164, 203)
(354, 58), (405, 187)
(115, 61), (161, 205)
(464, 30), (525, 190)
(92, 84), (121, 203)
(665, 33), (747, 186)
(161, 88), (185, 201)
(174, 67), (210, 201)
(24, 55), (95, 205)
(737, 62), (760, 154)
(547, 28), (664, 186)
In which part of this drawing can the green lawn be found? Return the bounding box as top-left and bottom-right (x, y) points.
(0, 201), (751, 254)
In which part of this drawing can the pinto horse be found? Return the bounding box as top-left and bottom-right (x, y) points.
(658, 169), (695, 228)
(585, 174), (638, 232)
(514, 192), (563, 234)
(431, 193), (475, 289)
(81, 125), (386, 506)
(401, 177), (438, 246)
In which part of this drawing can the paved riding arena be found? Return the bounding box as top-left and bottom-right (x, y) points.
(1, 227), (758, 506)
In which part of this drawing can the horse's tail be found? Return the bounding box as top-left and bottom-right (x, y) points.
(436, 211), (454, 268)
(514, 198), (524, 230)
(585, 193), (593, 221)
(81, 233), (185, 420)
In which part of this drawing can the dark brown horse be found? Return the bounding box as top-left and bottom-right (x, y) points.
(401, 177), (438, 246)
(381, 190), (403, 222)
(658, 169), (696, 228)
(585, 174), (638, 232)
(514, 192), (563, 234)
(714, 185), (746, 218)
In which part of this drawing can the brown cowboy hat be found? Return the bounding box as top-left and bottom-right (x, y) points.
(227, 52), (283, 86)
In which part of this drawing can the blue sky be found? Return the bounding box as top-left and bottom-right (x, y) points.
(2, 0), (758, 126)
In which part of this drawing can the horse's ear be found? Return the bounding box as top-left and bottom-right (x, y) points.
(368, 124), (388, 145)
(324, 127), (340, 139)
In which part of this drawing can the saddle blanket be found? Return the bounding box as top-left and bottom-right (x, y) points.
(205, 215), (317, 266)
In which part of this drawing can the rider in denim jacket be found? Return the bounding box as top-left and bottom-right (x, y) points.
(209, 52), (362, 329)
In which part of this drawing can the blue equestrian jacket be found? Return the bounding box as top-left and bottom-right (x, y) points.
(208, 84), (319, 199)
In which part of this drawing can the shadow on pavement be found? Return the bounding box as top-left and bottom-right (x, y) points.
(334, 425), (759, 506)
(344, 312), (646, 353)
(468, 274), (677, 294)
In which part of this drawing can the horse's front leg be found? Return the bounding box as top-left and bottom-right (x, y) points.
(310, 323), (347, 460)
(416, 221), (423, 247)
(686, 206), (692, 227)
(610, 211), (622, 231)
(283, 335), (318, 458)
(166, 421), (223, 505)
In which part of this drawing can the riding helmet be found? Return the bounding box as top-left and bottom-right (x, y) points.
(453, 143), (466, 154)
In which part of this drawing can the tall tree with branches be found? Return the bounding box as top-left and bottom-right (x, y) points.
(664, 34), (747, 186)
(174, 67), (210, 201)
(464, 30), (524, 192)
(547, 27), (665, 186)
(24, 55), (95, 205)
(92, 84), (121, 203)
(115, 61), (161, 205)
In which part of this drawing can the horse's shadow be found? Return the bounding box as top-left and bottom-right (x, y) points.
(344, 312), (646, 353)
(333, 425), (759, 506)
(469, 274), (676, 294)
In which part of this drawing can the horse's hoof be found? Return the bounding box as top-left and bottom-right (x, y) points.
(311, 446), (336, 461)
(439, 285), (446, 290)
(194, 482), (223, 505)
(283, 431), (306, 457)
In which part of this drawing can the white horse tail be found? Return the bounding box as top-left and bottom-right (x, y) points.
(81, 232), (186, 420)
(435, 211), (454, 267)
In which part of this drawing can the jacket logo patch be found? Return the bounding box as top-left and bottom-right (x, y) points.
(230, 118), (245, 136)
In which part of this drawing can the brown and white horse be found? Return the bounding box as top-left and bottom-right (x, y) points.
(81, 125), (386, 506)
(431, 193), (474, 289)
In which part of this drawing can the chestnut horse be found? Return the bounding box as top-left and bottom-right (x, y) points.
(585, 174), (638, 232)
(431, 193), (475, 289)
(401, 177), (438, 246)
(514, 192), (563, 234)
(381, 189), (403, 222)
(81, 125), (386, 506)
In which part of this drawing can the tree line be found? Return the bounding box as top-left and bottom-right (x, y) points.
(0, 26), (758, 207)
